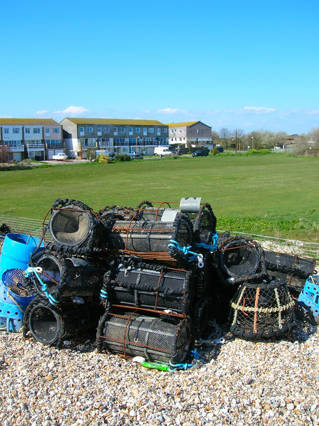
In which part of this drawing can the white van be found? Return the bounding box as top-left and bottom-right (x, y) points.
(154, 146), (173, 156)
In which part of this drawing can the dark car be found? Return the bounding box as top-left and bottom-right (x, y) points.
(192, 149), (209, 157)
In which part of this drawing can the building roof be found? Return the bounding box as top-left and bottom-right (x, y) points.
(0, 118), (59, 125)
(167, 121), (200, 128)
(63, 118), (166, 126)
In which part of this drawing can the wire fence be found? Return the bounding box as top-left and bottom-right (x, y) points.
(0, 214), (318, 261)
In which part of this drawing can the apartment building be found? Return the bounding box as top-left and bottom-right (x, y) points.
(167, 121), (212, 148)
(0, 119), (63, 161)
(60, 118), (169, 158)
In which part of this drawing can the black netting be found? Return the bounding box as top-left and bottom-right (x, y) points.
(48, 199), (105, 252)
(230, 280), (295, 340)
(30, 250), (104, 301)
(104, 261), (193, 314)
(24, 297), (100, 346)
(218, 236), (267, 283)
(193, 203), (217, 244)
(99, 312), (191, 363)
(2, 268), (31, 297)
(107, 213), (193, 256)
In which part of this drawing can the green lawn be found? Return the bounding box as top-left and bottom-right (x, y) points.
(0, 153), (318, 241)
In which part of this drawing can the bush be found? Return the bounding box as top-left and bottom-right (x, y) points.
(114, 154), (131, 161)
(211, 147), (220, 156)
(247, 148), (271, 155)
(96, 153), (111, 164)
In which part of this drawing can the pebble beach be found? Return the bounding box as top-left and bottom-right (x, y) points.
(0, 320), (318, 425)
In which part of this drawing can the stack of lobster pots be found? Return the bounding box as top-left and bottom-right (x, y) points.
(23, 197), (218, 364)
(22, 197), (317, 364)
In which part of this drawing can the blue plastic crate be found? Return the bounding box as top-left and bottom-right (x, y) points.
(298, 275), (319, 323)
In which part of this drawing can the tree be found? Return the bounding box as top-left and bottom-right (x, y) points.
(0, 144), (9, 163)
(219, 128), (231, 148)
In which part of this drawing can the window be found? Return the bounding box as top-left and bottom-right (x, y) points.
(53, 128), (60, 134)
(97, 127), (102, 136)
(143, 128), (147, 136)
(25, 128), (30, 134)
(148, 128), (154, 134)
(87, 127), (93, 133)
(157, 128), (161, 136)
(79, 127), (84, 136)
(4, 128), (9, 134)
(103, 127), (110, 134)
(135, 128), (140, 133)
(45, 128), (50, 135)
(129, 127), (133, 136)
(113, 127), (118, 135)
(13, 128), (20, 134)
(33, 128), (40, 134)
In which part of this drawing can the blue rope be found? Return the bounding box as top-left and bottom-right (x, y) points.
(168, 240), (204, 267)
(25, 269), (59, 305)
(195, 232), (219, 252)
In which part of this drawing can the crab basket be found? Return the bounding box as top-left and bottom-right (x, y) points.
(98, 311), (192, 364)
(192, 203), (217, 246)
(298, 275), (319, 324)
(23, 297), (100, 346)
(102, 260), (193, 314)
(105, 212), (194, 261)
(29, 250), (104, 302)
(48, 199), (106, 253)
(218, 236), (266, 284)
(229, 280), (295, 340)
(264, 251), (316, 294)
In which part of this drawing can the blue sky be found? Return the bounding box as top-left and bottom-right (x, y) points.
(0, 0), (319, 134)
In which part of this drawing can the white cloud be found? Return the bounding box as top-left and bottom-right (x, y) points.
(243, 106), (276, 114)
(309, 110), (319, 115)
(35, 110), (49, 115)
(158, 107), (185, 114)
(54, 105), (88, 115)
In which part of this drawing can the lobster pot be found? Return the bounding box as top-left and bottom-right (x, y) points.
(192, 203), (217, 245)
(48, 200), (105, 252)
(230, 280), (295, 340)
(108, 213), (193, 254)
(265, 251), (316, 293)
(298, 275), (319, 324)
(218, 236), (266, 284)
(31, 250), (103, 301)
(2, 269), (34, 310)
(100, 312), (192, 363)
(105, 264), (193, 314)
(98, 205), (135, 222)
(24, 298), (99, 346)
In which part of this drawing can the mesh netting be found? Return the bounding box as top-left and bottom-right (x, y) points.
(29, 250), (103, 301)
(218, 236), (266, 283)
(104, 262), (193, 314)
(230, 280), (295, 340)
(48, 199), (105, 253)
(99, 311), (191, 363)
(192, 203), (217, 244)
(23, 297), (100, 346)
(2, 269), (31, 297)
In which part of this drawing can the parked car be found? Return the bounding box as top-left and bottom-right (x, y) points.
(52, 152), (68, 161)
(192, 149), (209, 157)
(154, 146), (173, 156)
(127, 152), (144, 159)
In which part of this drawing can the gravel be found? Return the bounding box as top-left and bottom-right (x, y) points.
(0, 320), (318, 425)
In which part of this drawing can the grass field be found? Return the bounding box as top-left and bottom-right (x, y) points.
(0, 153), (318, 241)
